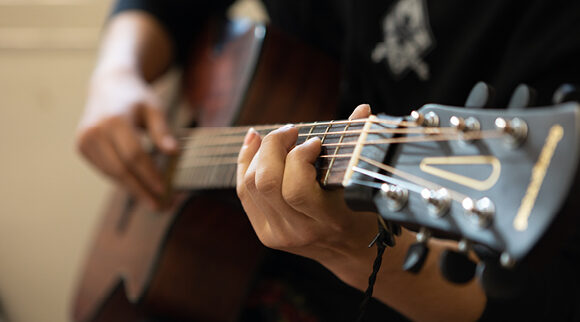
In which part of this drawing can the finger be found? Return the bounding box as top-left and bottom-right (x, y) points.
(97, 136), (160, 209)
(253, 125), (298, 202)
(236, 128), (261, 190)
(141, 101), (178, 154)
(348, 103), (372, 120)
(249, 125), (314, 230)
(236, 128), (271, 231)
(109, 119), (166, 195)
(282, 137), (328, 219)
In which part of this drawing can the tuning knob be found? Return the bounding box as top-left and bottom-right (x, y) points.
(478, 260), (526, 300)
(553, 83), (580, 104)
(402, 228), (430, 273)
(440, 239), (477, 284)
(507, 84), (537, 110)
(464, 81), (494, 109)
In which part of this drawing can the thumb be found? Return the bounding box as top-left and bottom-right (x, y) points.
(348, 104), (372, 120)
(142, 102), (178, 154)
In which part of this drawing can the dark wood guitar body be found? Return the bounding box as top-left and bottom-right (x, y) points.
(72, 19), (340, 322)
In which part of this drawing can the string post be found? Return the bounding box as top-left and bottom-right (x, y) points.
(380, 183), (408, 212)
(495, 117), (528, 147)
(421, 188), (451, 217)
(462, 197), (495, 228)
(450, 115), (481, 133)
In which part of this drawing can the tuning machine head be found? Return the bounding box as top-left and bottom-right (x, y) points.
(440, 238), (477, 284)
(411, 110), (440, 127)
(380, 183), (408, 211)
(462, 197), (495, 228)
(421, 188), (451, 217)
(495, 117), (528, 147)
(402, 227), (431, 273)
(450, 116), (481, 132)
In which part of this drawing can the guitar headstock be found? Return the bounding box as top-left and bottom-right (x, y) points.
(343, 96), (580, 273)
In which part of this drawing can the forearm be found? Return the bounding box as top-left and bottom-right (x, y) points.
(320, 214), (486, 322)
(93, 11), (173, 83)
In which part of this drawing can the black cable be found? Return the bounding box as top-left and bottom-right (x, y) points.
(356, 219), (394, 322)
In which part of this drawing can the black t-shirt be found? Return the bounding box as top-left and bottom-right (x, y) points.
(111, 1), (580, 321)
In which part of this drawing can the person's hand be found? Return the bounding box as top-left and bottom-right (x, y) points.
(236, 104), (378, 265)
(76, 69), (178, 209)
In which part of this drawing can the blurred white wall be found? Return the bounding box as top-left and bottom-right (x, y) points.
(0, 1), (116, 321)
(0, 1), (265, 321)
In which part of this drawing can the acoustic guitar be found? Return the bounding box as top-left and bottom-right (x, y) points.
(71, 19), (580, 322)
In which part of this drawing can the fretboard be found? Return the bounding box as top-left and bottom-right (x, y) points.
(173, 120), (365, 190)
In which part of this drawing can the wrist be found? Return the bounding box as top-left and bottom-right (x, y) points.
(319, 218), (416, 290)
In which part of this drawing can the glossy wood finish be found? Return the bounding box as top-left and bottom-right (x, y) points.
(72, 19), (339, 322)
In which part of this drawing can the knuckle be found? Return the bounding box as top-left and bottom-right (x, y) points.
(282, 184), (308, 208)
(255, 171), (280, 195)
(243, 170), (257, 192)
(236, 183), (248, 201)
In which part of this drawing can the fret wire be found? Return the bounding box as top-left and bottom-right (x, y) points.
(304, 121), (317, 142)
(324, 122), (351, 186)
(320, 120), (334, 144)
(297, 127), (455, 137)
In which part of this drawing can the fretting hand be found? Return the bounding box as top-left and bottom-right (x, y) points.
(236, 104), (380, 270)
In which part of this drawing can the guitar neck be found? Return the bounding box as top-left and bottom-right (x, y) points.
(173, 120), (364, 190)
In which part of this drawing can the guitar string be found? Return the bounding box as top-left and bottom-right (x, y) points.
(179, 130), (502, 152)
(181, 126), (455, 141)
(178, 130), (503, 159)
(357, 155), (468, 202)
(175, 119), (503, 192)
(175, 150), (468, 205)
(179, 125), (458, 143)
(178, 117), (418, 137)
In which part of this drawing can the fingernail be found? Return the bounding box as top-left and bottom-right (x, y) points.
(307, 136), (321, 144)
(162, 136), (177, 150)
(243, 128), (258, 145)
(279, 123), (294, 131)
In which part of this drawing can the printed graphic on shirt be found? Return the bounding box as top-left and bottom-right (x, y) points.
(371, 0), (435, 81)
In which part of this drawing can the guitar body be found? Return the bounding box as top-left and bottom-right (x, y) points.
(72, 19), (340, 322)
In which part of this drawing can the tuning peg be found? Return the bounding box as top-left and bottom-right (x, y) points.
(553, 83), (580, 104)
(402, 228), (430, 273)
(495, 117), (528, 147)
(439, 239), (477, 284)
(507, 84), (537, 110)
(465, 82), (495, 109)
(410, 110), (440, 127)
(380, 183), (408, 212)
(477, 260), (526, 300)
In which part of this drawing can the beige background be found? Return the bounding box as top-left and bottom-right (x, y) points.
(0, 1), (264, 321)
(0, 1), (113, 321)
